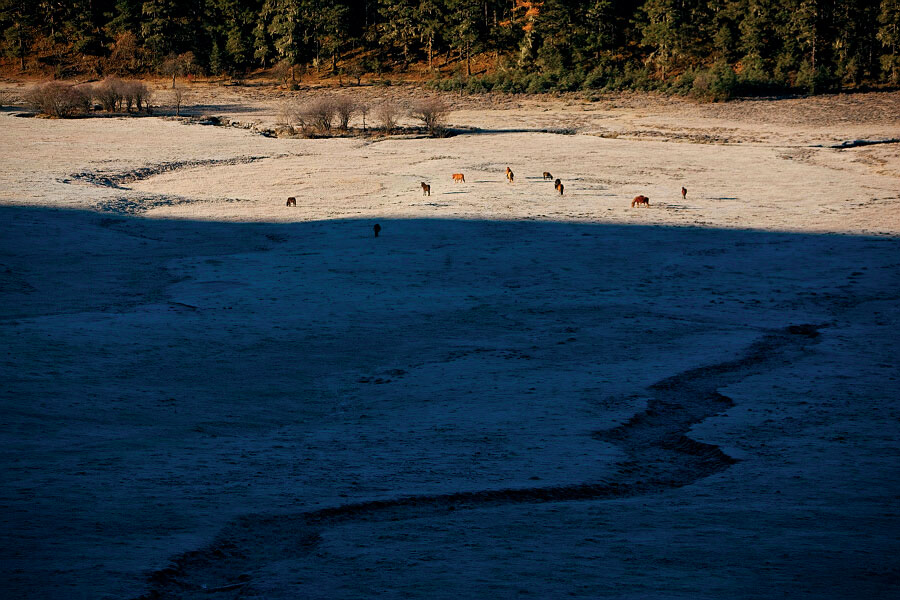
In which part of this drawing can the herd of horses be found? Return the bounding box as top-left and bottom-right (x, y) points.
(286, 170), (689, 211)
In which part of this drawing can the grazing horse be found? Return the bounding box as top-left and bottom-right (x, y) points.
(543, 172), (553, 180)
(421, 182), (431, 196)
(632, 195), (650, 207)
(452, 173), (465, 183)
(373, 223), (381, 237)
(286, 197), (297, 207)
(554, 178), (564, 195)
(506, 169), (515, 183)
(681, 186), (687, 200)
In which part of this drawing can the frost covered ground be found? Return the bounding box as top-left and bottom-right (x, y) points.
(1, 88), (899, 599)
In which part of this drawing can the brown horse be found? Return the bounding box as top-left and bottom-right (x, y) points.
(632, 195), (650, 207)
(452, 173), (465, 183)
(543, 172), (553, 180)
(681, 186), (687, 200)
(506, 169), (514, 183)
(421, 182), (431, 196)
(286, 197), (297, 207)
(554, 179), (564, 195)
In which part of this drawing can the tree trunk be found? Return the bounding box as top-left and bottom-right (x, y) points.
(17, 22), (25, 71)
(466, 41), (471, 76)
(428, 36), (433, 71)
(172, 72), (176, 88)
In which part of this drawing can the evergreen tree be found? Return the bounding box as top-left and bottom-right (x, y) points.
(377, 0), (418, 66)
(878, 0), (900, 82)
(263, 0), (304, 80)
(141, 0), (181, 60)
(0, 0), (35, 71)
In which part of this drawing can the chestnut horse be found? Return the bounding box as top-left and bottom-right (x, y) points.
(543, 172), (553, 180)
(632, 195), (650, 207)
(452, 173), (465, 183)
(681, 186), (687, 199)
(421, 182), (431, 196)
(286, 197), (297, 207)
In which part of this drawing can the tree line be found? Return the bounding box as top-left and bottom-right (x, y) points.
(2, 1), (898, 96)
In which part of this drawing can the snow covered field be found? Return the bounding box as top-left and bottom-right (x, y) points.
(1, 88), (899, 599)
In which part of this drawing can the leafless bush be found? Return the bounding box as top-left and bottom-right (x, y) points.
(300, 96), (336, 132)
(277, 101), (298, 129)
(332, 95), (356, 129)
(26, 81), (90, 117)
(374, 100), (400, 132)
(172, 87), (187, 116)
(358, 102), (370, 131)
(160, 52), (200, 88)
(132, 81), (151, 112)
(409, 97), (450, 136)
(94, 77), (124, 112)
(118, 80), (151, 112)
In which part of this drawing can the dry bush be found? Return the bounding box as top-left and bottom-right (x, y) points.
(276, 101), (306, 133)
(300, 96), (336, 132)
(277, 101), (298, 129)
(119, 80), (151, 112)
(409, 97), (450, 136)
(95, 77), (124, 112)
(26, 81), (90, 117)
(332, 95), (357, 129)
(358, 102), (370, 130)
(132, 81), (151, 112)
(172, 87), (188, 116)
(374, 100), (400, 132)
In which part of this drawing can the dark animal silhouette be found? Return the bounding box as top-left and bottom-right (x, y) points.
(543, 172), (553, 180)
(286, 197), (297, 207)
(506, 169), (514, 183)
(681, 186), (687, 200)
(373, 223), (381, 237)
(632, 195), (650, 207)
(554, 178), (564, 195)
(421, 182), (431, 196)
(452, 173), (465, 183)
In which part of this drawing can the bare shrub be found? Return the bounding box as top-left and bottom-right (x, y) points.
(358, 102), (370, 131)
(409, 97), (450, 136)
(332, 95), (356, 129)
(73, 83), (96, 110)
(276, 101), (305, 133)
(276, 101), (297, 128)
(131, 81), (151, 112)
(26, 81), (90, 118)
(121, 81), (136, 112)
(95, 77), (123, 112)
(300, 96), (336, 132)
(172, 87), (187, 116)
(160, 52), (200, 88)
(374, 100), (400, 132)
(117, 80), (151, 112)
